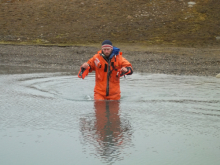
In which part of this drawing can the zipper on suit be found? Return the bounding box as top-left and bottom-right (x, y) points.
(106, 60), (111, 96)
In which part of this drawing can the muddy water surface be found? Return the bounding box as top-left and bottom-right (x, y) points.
(0, 73), (220, 165)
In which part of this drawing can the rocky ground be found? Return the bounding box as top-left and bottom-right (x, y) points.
(1, 44), (220, 77)
(1, 0), (219, 77)
(0, 0), (220, 46)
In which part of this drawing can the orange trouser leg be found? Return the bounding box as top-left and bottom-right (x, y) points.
(106, 94), (121, 100)
(94, 93), (105, 100)
(94, 92), (121, 100)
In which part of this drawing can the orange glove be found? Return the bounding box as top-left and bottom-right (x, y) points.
(117, 67), (133, 77)
(78, 66), (90, 79)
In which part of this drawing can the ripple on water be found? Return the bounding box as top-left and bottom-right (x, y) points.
(0, 73), (220, 165)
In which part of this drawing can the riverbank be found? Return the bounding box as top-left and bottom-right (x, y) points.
(1, 0), (220, 46)
(0, 44), (220, 77)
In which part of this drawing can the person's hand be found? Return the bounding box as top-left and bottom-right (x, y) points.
(82, 62), (89, 69)
(121, 67), (127, 73)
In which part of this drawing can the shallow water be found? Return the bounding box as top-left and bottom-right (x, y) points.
(0, 73), (220, 165)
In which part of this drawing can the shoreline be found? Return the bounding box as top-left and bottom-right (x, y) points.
(0, 44), (220, 77)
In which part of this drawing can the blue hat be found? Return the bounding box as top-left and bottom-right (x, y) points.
(102, 40), (112, 46)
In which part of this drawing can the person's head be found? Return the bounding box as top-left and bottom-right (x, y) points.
(102, 40), (113, 56)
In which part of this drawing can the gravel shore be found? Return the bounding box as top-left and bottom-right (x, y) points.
(0, 44), (220, 77)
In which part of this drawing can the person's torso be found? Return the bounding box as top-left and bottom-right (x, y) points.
(92, 51), (122, 96)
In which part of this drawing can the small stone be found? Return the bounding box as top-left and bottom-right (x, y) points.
(188, 2), (196, 7)
(216, 74), (220, 78)
(188, 2), (196, 5)
(127, 15), (133, 19)
(216, 36), (220, 41)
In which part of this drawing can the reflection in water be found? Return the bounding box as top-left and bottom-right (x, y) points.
(80, 101), (132, 164)
(1, 73), (220, 165)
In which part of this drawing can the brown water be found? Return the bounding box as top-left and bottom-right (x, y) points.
(0, 73), (220, 165)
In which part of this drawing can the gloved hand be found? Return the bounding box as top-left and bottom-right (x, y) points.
(117, 67), (132, 77)
(78, 65), (90, 79)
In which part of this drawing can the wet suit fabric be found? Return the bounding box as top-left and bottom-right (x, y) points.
(87, 47), (133, 100)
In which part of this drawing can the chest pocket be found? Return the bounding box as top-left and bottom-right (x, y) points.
(110, 61), (120, 83)
(93, 57), (102, 81)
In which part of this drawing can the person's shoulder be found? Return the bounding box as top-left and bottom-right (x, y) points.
(117, 52), (123, 58)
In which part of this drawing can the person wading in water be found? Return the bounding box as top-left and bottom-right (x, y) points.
(78, 40), (133, 100)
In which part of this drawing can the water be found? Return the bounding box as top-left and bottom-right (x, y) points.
(0, 73), (220, 165)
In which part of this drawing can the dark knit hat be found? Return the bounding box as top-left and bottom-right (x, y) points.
(102, 40), (113, 49)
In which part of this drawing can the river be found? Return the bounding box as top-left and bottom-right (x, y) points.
(0, 73), (220, 165)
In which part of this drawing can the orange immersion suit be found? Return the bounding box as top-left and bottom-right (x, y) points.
(86, 49), (133, 100)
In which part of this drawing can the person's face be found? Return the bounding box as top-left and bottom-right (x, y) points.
(102, 48), (112, 56)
